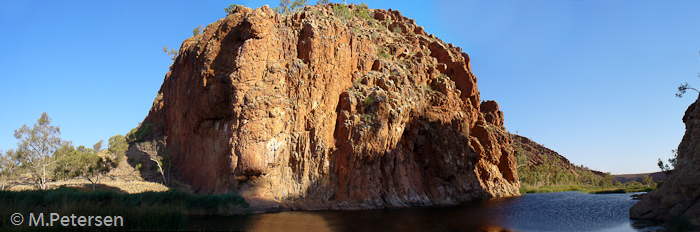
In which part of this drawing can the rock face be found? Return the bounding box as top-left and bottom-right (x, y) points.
(630, 94), (700, 224)
(142, 4), (519, 212)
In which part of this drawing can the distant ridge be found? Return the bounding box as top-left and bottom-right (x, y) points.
(613, 172), (666, 184)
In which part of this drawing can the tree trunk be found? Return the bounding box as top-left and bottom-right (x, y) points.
(42, 165), (47, 190)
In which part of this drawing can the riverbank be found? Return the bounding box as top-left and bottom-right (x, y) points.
(0, 187), (248, 231)
(519, 185), (657, 194)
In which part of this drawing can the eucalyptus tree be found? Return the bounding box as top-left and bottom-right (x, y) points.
(12, 112), (70, 190)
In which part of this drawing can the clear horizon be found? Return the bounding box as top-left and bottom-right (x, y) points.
(1, 0), (698, 175)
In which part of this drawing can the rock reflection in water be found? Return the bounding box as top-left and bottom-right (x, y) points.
(189, 211), (333, 232)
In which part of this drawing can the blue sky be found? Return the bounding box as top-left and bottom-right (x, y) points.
(1, 1), (698, 174)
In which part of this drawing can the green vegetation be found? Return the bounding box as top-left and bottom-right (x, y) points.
(658, 149), (677, 176)
(519, 185), (584, 194)
(316, 0), (330, 5)
(275, 0), (308, 14)
(0, 112), (137, 192)
(11, 112), (70, 190)
(0, 151), (18, 190)
(225, 4), (238, 15)
(107, 135), (128, 163)
(519, 184), (657, 194)
(162, 46), (178, 61)
(139, 139), (170, 186)
(392, 26), (403, 34)
(53, 145), (115, 191)
(332, 4), (352, 21)
(587, 187), (656, 194)
(517, 155), (603, 187)
(676, 82), (698, 98)
(384, 17), (393, 30)
(364, 95), (372, 106)
(355, 3), (371, 20)
(192, 25), (203, 36)
(514, 135), (661, 194)
(126, 122), (153, 144)
(377, 47), (391, 59)
(0, 188), (248, 231)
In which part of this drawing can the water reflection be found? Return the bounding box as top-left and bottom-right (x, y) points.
(189, 211), (333, 231)
(189, 192), (665, 231)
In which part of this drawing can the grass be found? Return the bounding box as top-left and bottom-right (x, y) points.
(519, 184), (658, 194)
(585, 186), (656, 194)
(377, 47), (391, 59)
(0, 187), (248, 231)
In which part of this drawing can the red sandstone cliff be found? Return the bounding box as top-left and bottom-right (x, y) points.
(630, 93), (700, 225)
(139, 4), (519, 212)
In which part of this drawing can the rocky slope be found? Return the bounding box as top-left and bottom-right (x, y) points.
(630, 94), (700, 224)
(513, 134), (605, 177)
(137, 4), (519, 212)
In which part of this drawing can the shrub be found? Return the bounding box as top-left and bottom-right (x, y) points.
(333, 4), (352, 21)
(108, 135), (128, 163)
(225, 4), (238, 15)
(192, 25), (203, 36)
(385, 17), (393, 30)
(163, 46), (178, 61)
(275, 0), (307, 14)
(126, 122), (153, 144)
(355, 2), (370, 20)
(377, 47), (391, 59)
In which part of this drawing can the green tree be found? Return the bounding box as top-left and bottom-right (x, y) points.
(290, 0), (308, 11)
(601, 172), (614, 188)
(163, 47), (178, 61)
(626, 181), (643, 189)
(613, 180), (622, 187)
(676, 82), (698, 98)
(108, 135), (128, 163)
(12, 112), (70, 190)
(0, 150), (19, 190)
(316, 0), (330, 5)
(193, 25), (203, 36)
(275, 0), (307, 14)
(225, 4), (238, 15)
(540, 155), (560, 185)
(641, 175), (654, 187)
(54, 144), (115, 191)
(515, 149), (528, 169)
(93, 140), (103, 153)
(139, 138), (168, 185)
(658, 149), (677, 176)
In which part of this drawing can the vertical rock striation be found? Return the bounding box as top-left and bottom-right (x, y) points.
(142, 4), (519, 212)
(630, 93), (700, 225)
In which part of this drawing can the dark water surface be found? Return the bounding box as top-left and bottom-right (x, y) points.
(188, 192), (665, 231)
